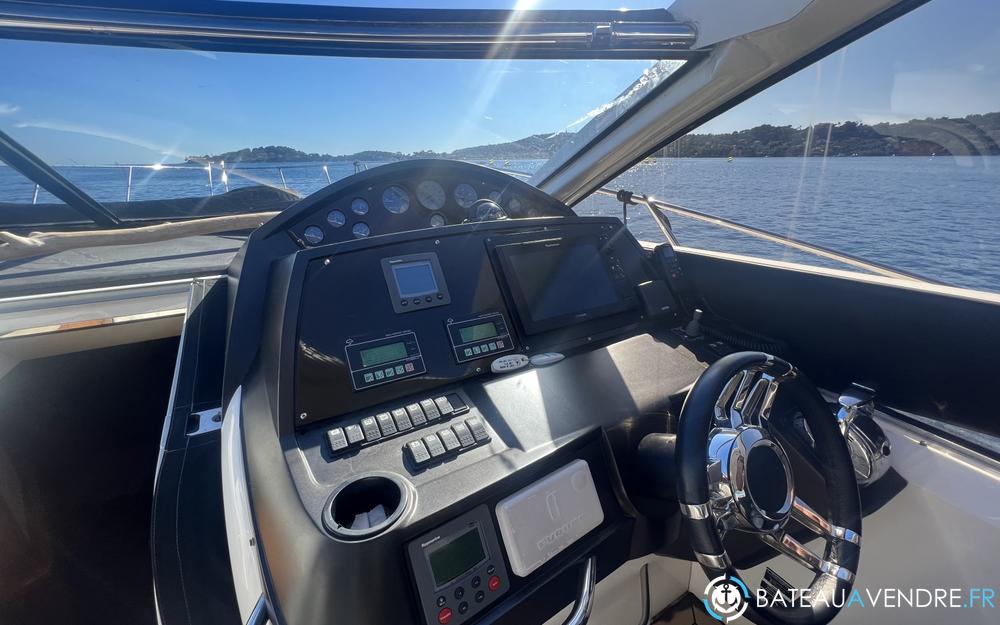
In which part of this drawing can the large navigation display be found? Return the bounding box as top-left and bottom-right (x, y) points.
(496, 236), (631, 335)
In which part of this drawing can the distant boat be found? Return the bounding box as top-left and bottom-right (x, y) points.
(727, 156), (734, 163)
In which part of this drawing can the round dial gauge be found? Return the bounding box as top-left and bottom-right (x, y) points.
(507, 197), (523, 213)
(453, 183), (478, 209)
(382, 185), (410, 214)
(416, 180), (447, 211)
(326, 209), (346, 227)
(350, 197), (369, 215)
(352, 222), (371, 238)
(303, 225), (324, 245)
(429, 213), (446, 228)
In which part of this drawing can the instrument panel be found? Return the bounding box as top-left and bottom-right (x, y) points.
(291, 217), (649, 426)
(286, 161), (569, 247)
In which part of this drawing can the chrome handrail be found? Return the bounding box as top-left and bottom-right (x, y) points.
(491, 165), (931, 283)
(594, 188), (930, 282)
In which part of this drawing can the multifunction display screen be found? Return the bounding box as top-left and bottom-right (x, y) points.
(392, 260), (439, 298)
(382, 252), (451, 313)
(359, 341), (408, 368)
(496, 236), (631, 335)
(426, 525), (487, 588)
(458, 321), (499, 344)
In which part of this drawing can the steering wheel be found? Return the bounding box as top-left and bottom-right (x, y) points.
(676, 352), (862, 625)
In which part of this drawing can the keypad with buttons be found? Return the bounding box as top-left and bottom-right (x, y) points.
(408, 505), (508, 625)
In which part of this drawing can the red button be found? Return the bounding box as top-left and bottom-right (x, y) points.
(488, 575), (501, 592)
(438, 607), (453, 624)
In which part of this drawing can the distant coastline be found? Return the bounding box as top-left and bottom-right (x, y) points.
(186, 111), (999, 164)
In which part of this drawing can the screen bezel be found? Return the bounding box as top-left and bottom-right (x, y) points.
(494, 235), (632, 336)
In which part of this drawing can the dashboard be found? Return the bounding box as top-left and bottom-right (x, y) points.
(222, 160), (696, 625)
(284, 161), (570, 247)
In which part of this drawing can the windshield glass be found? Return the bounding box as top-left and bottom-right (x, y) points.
(573, 0), (1000, 293)
(0, 37), (679, 228)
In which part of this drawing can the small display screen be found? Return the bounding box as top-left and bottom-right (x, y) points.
(505, 241), (621, 325)
(427, 526), (487, 588)
(359, 341), (407, 368)
(458, 322), (499, 344)
(392, 261), (439, 298)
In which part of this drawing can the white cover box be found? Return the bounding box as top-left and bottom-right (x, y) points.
(495, 459), (604, 577)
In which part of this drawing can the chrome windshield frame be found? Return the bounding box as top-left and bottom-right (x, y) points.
(0, 0), (698, 60)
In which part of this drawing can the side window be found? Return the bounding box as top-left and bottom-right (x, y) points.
(577, 0), (999, 293)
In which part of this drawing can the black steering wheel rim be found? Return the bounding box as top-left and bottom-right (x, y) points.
(676, 351), (862, 625)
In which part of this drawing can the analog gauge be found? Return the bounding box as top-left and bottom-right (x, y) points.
(453, 183), (478, 209)
(303, 225), (324, 245)
(350, 197), (369, 215)
(352, 222), (371, 238)
(474, 200), (507, 222)
(382, 185), (410, 214)
(327, 209), (346, 227)
(429, 213), (447, 228)
(507, 197), (523, 213)
(416, 180), (447, 210)
(488, 190), (502, 202)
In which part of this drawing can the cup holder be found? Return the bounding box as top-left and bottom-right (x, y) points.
(323, 472), (409, 539)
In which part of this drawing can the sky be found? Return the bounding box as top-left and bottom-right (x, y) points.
(0, 0), (997, 165)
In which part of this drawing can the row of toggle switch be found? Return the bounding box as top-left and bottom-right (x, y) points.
(404, 416), (491, 469)
(326, 393), (468, 456)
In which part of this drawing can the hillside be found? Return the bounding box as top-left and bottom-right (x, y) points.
(657, 112), (1000, 158)
(186, 145), (335, 164)
(188, 112), (1000, 163)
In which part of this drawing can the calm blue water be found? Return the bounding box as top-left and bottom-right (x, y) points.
(1, 156), (997, 292)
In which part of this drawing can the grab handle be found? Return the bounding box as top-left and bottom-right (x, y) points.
(561, 556), (597, 625)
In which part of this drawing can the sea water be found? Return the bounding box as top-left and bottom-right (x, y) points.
(1, 156), (997, 292)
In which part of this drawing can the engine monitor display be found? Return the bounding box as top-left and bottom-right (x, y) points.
(425, 525), (488, 588)
(447, 312), (514, 363)
(459, 322), (498, 343)
(345, 331), (426, 391)
(359, 341), (409, 368)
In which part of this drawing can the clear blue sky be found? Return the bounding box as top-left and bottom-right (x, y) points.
(0, 0), (996, 164)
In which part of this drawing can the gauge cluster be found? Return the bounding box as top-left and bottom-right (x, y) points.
(286, 160), (570, 247)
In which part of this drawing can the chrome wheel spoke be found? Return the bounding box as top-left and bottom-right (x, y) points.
(728, 370), (756, 426)
(714, 371), (747, 427)
(791, 497), (860, 545)
(718, 363), (794, 429)
(760, 532), (855, 583)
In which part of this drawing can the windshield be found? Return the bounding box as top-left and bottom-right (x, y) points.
(0, 38), (678, 228)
